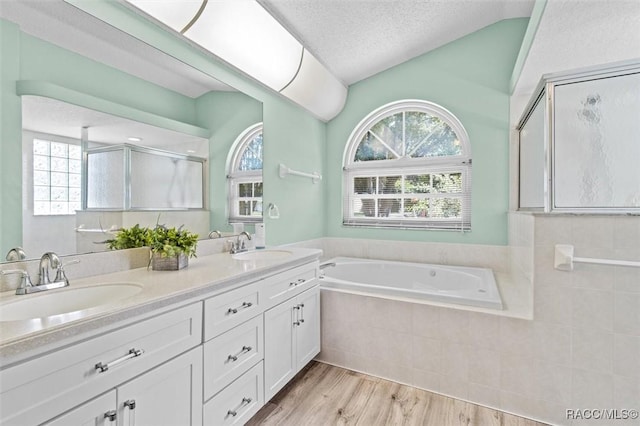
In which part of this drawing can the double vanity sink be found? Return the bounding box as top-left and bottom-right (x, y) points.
(0, 247), (321, 426)
(0, 248), (303, 350)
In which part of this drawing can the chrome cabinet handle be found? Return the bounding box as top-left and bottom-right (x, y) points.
(124, 399), (136, 410)
(227, 397), (252, 417)
(227, 345), (252, 362)
(289, 278), (307, 287)
(299, 303), (305, 324)
(293, 305), (301, 326)
(104, 410), (117, 422)
(227, 301), (253, 315)
(95, 348), (144, 373)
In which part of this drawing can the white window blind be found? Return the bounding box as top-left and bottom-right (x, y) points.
(343, 100), (472, 230)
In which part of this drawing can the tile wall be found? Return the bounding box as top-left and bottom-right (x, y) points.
(317, 215), (640, 425)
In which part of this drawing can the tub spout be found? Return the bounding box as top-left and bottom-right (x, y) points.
(320, 262), (336, 270)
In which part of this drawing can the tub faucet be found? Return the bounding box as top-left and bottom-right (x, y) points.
(320, 262), (336, 269)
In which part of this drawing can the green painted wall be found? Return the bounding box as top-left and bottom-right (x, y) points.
(325, 19), (529, 245)
(0, 20), (23, 254)
(195, 91), (262, 233)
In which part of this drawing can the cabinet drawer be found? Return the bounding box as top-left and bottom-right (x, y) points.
(262, 263), (318, 309)
(0, 303), (202, 426)
(203, 314), (263, 401)
(204, 361), (264, 426)
(204, 280), (262, 340)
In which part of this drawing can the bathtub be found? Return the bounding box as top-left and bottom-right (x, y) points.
(319, 257), (502, 310)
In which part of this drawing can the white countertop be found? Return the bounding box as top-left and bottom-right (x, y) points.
(0, 248), (322, 367)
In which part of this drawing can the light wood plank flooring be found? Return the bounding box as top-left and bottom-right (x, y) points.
(247, 362), (548, 426)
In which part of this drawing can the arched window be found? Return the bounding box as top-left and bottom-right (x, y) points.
(228, 123), (263, 223)
(343, 100), (471, 230)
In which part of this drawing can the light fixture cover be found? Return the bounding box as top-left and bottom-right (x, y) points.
(125, 0), (203, 32)
(183, 0), (302, 92)
(281, 49), (347, 120)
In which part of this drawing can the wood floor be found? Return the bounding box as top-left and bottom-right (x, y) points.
(247, 362), (548, 426)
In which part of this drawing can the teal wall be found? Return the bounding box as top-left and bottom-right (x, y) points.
(195, 91), (262, 233)
(325, 19), (529, 245)
(0, 20), (23, 254)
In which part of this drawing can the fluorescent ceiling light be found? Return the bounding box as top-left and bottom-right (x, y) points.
(126, 0), (204, 32)
(183, 0), (302, 91)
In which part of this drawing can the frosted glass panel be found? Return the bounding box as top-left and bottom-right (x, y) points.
(130, 151), (203, 209)
(554, 72), (640, 209)
(87, 150), (125, 209)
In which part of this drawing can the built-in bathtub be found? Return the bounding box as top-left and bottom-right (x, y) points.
(319, 257), (502, 310)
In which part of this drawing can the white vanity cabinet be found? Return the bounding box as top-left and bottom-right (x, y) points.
(264, 285), (320, 401)
(0, 303), (203, 426)
(43, 347), (203, 426)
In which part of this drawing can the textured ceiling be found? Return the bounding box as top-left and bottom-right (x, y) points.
(260, 0), (535, 85)
(0, 0), (232, 97)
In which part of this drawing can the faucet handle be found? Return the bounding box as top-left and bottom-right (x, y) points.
(54, 259), (80, 285)
(1, 269), (34, 292)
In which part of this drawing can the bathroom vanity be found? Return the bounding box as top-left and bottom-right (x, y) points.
(0, 248), (321, 425)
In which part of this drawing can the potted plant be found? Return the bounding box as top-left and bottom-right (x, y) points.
(148, 225), (199, 271)
(105, 224), (152, 250)
(106, 224), (199, 270)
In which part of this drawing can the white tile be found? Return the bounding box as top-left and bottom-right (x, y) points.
(467, 312), (501, 349)
(440, 342), (469, 381)
(468, 348), (501, 388)
(572, 368), (614, 407)
(613, 374), (640, 411)
(411, 370), (441, 393)
(367, 328), (413, 366)
(572, 262), (614, 291)
(500, 317), (535, 356)
(534, 359), (572, 406)
(534, 284), (573, 326)
(571, 327), (613, 373)
(571, 217), (615, 252)
(412, 336), (441, 373)
(572, 288), (613, 331)
(534, 216), (574, 247)
(439, 375), (468, 400)
(533, 322), (571, 366)
(366, 297), (412, 333)
(614, 266), (640, 293)
(438, 308), (469, 343)
(613, 217), (640, 250)
(499, 391), (540, 425)
(468, 383), (501, 409)
(614, 292), (640, 336)
(500, 354), (537, 398)
(412, 303), (441, 339)
(613, 334), (640, 376)
(533, 245), (572, 288)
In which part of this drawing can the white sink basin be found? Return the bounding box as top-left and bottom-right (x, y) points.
(232, 250), (293, 261)
(0, 283), (143, 321)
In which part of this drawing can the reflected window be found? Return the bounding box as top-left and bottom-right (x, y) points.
(343, 101), (472, 230)
(32, 138), (82, 215)
(228, 123), (263, 222)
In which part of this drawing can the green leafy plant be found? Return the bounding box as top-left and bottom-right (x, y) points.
(149, 225), (199, 258)
(105, 224), (152, 250)
(106, 224), (199, 259)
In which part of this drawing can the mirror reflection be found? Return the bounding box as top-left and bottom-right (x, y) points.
(0, 0), (263, 262)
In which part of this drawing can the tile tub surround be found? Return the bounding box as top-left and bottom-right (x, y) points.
(317, 214), (640, 426)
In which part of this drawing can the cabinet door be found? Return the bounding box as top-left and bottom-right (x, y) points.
(295, 286), (320, 370)
(117, 347), (202, 426)
(263, 298), (296, 401)
(43, 391), (116, 426)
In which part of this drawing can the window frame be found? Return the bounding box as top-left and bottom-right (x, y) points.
(227, 122), (263, 223)
(343, 100), (472, 230)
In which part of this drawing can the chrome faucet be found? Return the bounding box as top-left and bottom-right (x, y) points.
(208, 230), (222, 239)
(230, 232), (252, 254)
(2, 253), (78, 295)
(39, 252), (61, 285)
(5, 247), (26, 261)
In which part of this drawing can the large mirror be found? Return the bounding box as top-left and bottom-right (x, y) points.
(0, 0), (263, 261)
